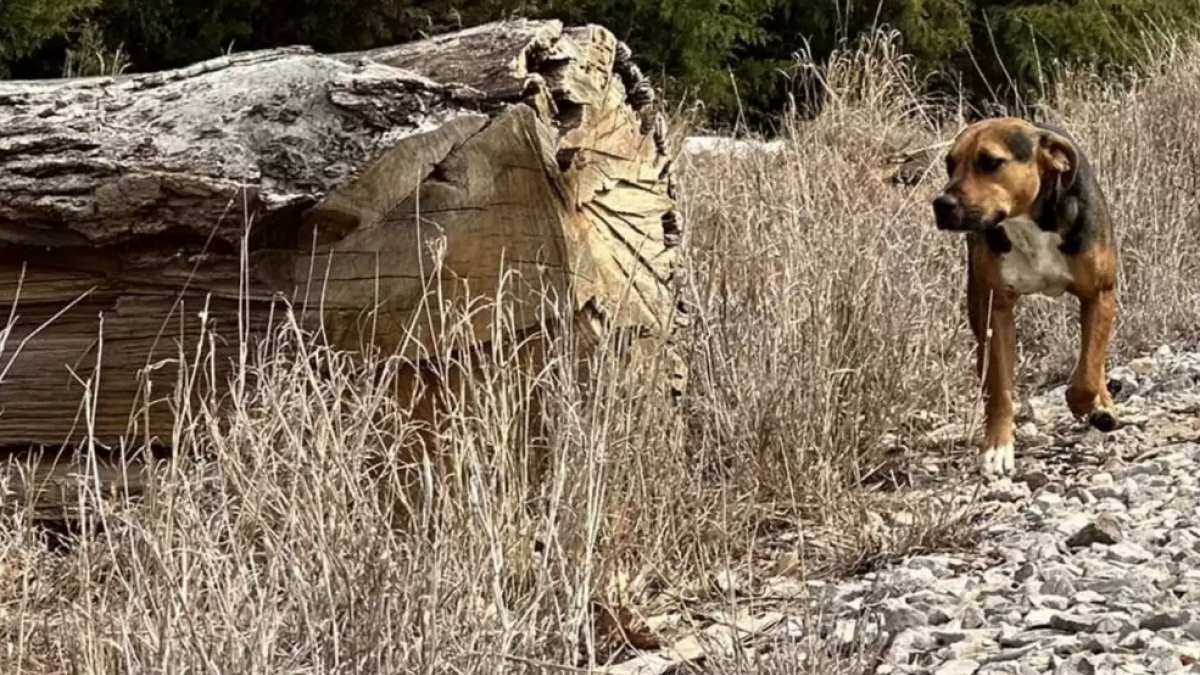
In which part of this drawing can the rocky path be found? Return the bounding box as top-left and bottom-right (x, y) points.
(811, 345), (1200, 674)
(603, 346), (1200, 675)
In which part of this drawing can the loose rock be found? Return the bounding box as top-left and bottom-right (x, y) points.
(1066, 517), (1124, 548)
(747, 347), (1200, 675)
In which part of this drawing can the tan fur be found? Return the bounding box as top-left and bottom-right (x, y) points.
(941, 117), (1119, 478)
(945, 118), (1079, 224)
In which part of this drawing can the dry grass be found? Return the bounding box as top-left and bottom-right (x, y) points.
(3, 29), (1200, 674)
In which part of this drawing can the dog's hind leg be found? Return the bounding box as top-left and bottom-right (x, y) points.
(1066, 288), (1118, 431)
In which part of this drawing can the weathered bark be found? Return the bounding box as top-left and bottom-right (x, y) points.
(0, 19), (683, 450)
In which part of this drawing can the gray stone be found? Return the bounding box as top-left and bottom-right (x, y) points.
(1129, 357), (1157, 375)
(1067, 518), (1124, 548)
(1093, 614), (1135, 634)
(1000, 628), (1055, 648)
(1029, 534), (1067, 561)
(1118, 630), (1153, 650)
(1027, 609), (1056, 628)
(1067, 487), (1099, 506)
(1119, 478), (1142, 502)
(884, 628), (935, 665)
(1140, 611), (1192, 631)
(979, 644), (1038, 665)
(1081, 634), (1117, 653)
(1073, 590), (1108, 605)
(984, 595), (1012, 615)
(1053, 653), (1097, 675)
(984, 567), (1018, 591)
(1090, 474), (1125, 501)
(1037, 491), (1066, 508)
(1083, 576), (1155, 603)
(936, 660), (981, 675)
(929, 606), (956, 625)
(1018, 469), (1053, 491)
(948, 633), (998, 660)
(1042, 572), (1078, 598)
(1130, 500), (1167, 521)
(979, 665), (1039, 675)
(1047, 633), (1084, 653)
(961, 603), (987, 630)
(1049, 613), (1097, 633)
(878, 567), (938, 594)
(1015, 563), (1038, 583)
(1039, 595), (1072, 611)
(1147, 658), (1184, 673)
(1058, 513), (1094, 537)
(882, 599), (930, 633)
(1107, 541), (1155, 564)
(1023, 652), (1053, 672)
(988, 479), (1032, 503)
(937, 576), (975, 598)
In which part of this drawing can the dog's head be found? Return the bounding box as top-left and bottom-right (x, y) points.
(932, 117), (1078, 232)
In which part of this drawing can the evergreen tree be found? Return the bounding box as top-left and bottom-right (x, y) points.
(3, 0), (1200, 130)
(0, 0), (97, 76)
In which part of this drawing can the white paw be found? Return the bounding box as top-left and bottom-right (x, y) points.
(981, 443), (1015, 478)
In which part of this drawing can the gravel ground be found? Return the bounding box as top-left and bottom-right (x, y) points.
(789, 345), (1200, 674)
(600, 346), (1200, 675)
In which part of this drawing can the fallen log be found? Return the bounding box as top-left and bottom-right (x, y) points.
(0, 19), (684, 451)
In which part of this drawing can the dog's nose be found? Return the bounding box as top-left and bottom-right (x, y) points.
(932, 194), (959, 229)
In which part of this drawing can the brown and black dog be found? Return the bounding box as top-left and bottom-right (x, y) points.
(932, 117), (1119, 478)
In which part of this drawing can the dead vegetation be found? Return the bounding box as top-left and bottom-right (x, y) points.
(2, 29), (1200, 674)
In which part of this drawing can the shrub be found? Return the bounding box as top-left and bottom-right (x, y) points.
(0, 0), (98, 76)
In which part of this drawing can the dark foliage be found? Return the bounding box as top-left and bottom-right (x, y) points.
(4, 0), (1199, 130)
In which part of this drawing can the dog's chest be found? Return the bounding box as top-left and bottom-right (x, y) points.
(988, 221), (1074, 297)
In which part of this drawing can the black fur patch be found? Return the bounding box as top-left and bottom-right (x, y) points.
(983, 225), (1013, 254)
(1005, 129), (1035, 162)
(1030, 121), (1107, 255)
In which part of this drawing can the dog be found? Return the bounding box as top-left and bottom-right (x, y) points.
(932, 117), (1119, 478)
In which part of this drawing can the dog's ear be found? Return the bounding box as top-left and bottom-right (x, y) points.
(1037, 130), (1078, 190)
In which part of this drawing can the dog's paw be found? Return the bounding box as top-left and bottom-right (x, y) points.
(1066, 385), (1117, 424)
(1088, 407), (1118, 433)
(981, 443), (1015, 478)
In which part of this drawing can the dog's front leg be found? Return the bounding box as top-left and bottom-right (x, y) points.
(968, 262), (1019, 477)
(1066, 288), (1118, 431)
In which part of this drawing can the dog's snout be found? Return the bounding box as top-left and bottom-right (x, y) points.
(933, 194), (958, 217)
(932, 194), (960, 229)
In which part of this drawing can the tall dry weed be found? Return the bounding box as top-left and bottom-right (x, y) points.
(2, 28), (1199, 674)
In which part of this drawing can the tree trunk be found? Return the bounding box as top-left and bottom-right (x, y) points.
(0, 19), (683, 451)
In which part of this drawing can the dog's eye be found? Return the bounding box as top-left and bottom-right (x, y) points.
(978, 154), (1006, 172)
(945, 156), (957, 176)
